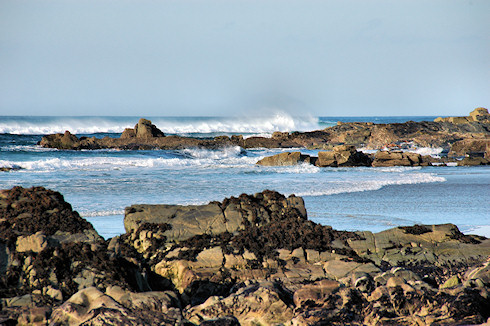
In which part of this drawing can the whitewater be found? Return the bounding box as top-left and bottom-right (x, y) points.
(1, 114), (489, 239)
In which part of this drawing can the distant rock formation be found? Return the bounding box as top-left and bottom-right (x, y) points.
(435, 107), (490, 124)
(121, 118), (165, 139)
(1, 186), (490, 325)
(39, 108), (490, 152)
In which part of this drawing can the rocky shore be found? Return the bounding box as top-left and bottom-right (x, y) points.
(256, 145), (490, 167)
(38, 109), (490, 158)
(1, 186), (490, 325)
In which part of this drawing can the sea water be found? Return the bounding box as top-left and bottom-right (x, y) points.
(1, 114), (488, 239)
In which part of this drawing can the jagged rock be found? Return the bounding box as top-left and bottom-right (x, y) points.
(39, 131), (80, 149)
(470, 107), (490, 121)
(3, 187), (490, 325)
(39, 110), (490, 151)
(450, 139), (490, 158)
(348, 224), (489, 272)
(121, 118), (165, 139)
(436, 107), (490, 124)
(124, 190), (307, 243)
(256, 146), (372, 167)
(372, 150), (428, 167)
(184, 281), (294, 326)
(316, 145), (372, 167)
(256, 151), (312, 166)
(0, 186), (149, 324)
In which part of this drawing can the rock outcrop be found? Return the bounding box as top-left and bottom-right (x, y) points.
(121, 118), (165, 139)
(371, 150), (430, 167)
(435, 107), (490, 124)
(256, 146), (372, 167)
(256, 151), (313, 166)
(450, 138), (490, 158)
(315, 145), (372, 167)
(39, 109), (490, 152)
(2, 186), (490, 325)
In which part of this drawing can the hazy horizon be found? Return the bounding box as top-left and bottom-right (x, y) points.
(1, 0), (489, 117)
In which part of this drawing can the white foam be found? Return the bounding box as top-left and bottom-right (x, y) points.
(0, 113), (320, 135)
(181, 146), (243, 160)
(259, 163), (321, 174)
(407, 147), (444, 157)
(0, 151), (258, 172)
(295, 173), (446, 197)
(79, 209), (125, 217)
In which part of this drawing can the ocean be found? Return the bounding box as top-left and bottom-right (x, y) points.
(1, 114), (489, 239)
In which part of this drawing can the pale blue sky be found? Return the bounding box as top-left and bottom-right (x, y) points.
(0, 0), (488, 116)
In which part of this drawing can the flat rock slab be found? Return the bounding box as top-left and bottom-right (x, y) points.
(124, 203), (235, 242)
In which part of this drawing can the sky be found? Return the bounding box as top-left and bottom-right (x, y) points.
(0, 0), (489, 117)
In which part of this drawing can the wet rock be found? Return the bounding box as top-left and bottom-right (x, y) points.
(256, 151), (312, 166)
(316, 145), (372, 167)
(372, 150), (426, 167)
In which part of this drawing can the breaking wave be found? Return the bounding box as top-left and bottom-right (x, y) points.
(0, 114), (320, 135)
(294, 173), (446, 197)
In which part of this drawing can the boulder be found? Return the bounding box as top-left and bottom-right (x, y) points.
(39, 131), (80, 149)
(458, 157), (490, 166)
(185, 281), (294, 326)
(316, 145), (372, 167)
(256, 151), (312, 166)
(134, 118), (165, 139)
(120, 118), (165, 139)
(469, 107), (490, 122)
(372, 150), (426, 167)
(450, 139), (490, 158)
(15, 232), (49, 253)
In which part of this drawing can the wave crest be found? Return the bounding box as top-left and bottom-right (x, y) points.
(0, 113), (320, 135)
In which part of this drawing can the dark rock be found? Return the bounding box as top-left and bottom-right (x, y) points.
(0, 166), (22, 172)
(256, 151), (312, 166)
(316, 145), (372, 167)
